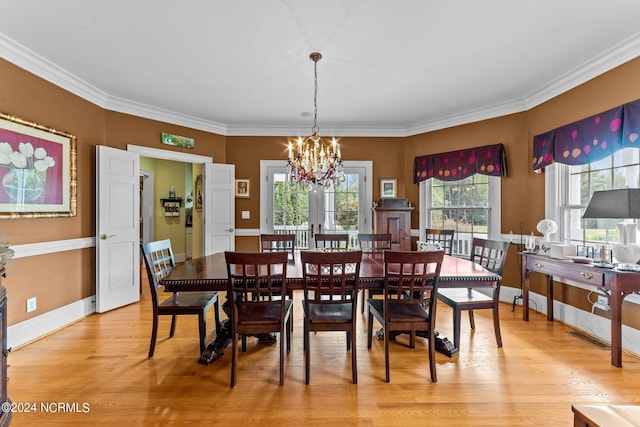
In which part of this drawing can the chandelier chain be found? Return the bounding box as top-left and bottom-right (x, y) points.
(312, 57), (319, 134)
(286, 52), (344, 190)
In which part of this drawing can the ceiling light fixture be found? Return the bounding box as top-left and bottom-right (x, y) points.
(287, 52), (344, 189)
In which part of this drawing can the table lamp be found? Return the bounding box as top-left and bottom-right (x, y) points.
(582, 188), (640, 264)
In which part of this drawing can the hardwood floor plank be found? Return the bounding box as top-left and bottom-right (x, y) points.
(6, 281), (640, 425)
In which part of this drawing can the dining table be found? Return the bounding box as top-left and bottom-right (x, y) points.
(161, 250), (501, 365)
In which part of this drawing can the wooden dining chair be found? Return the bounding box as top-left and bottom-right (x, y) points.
(358, 233), (392, 253)
(425, 228), (455, 255)
(357, 233), (391, 313)
(260, 233), (295, 261)
(314, 233), (349, 250)
(300, 250), (362, 384)
(141, 239), (221, 358)
(224, 251), (292, 387)
(437, 237), (509, 352)
(367, 250), (444, 382)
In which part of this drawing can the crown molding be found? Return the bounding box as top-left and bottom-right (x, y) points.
(2, 30), (639, 138)
(406, 98), (529, 135)
(224, 124), (408, 137)
(104, 96), (227, 135)
(0, 33), (109, 108)
(523, 31), (640, 110)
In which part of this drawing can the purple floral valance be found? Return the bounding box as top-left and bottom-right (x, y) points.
(532, 98), (640, 170)
(413, 143), (507, 184)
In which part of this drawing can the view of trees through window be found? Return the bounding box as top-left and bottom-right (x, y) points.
(430, 174), (489, 236)
(273, 175), (309, 230)
(272, 173), (360, 247)
(564, 147), (640, 244)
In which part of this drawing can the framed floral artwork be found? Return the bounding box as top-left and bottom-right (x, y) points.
(380, 178), (397, 198)
(0, 113), (77, 219)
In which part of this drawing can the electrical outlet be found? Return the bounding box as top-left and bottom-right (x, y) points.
(594, 295), (610, 311)
(26, 297), (37, 313)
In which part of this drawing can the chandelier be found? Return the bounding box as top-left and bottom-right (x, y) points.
(287, 52), (344, 189)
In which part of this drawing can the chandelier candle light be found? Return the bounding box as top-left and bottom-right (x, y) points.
(287, 52), (344, 189)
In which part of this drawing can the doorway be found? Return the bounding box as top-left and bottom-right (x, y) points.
(260, 160), (373, 248)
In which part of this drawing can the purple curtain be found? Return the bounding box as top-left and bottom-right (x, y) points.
(414, 143), (507, 184)
(533, 98), (640, 171)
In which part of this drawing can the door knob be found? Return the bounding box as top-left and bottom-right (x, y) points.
(228, 228), (235, 233)
(100, 234), (115, 240)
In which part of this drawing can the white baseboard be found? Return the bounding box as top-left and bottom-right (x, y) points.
(501, 287), (640, 355)
(7, 296), (96, 349)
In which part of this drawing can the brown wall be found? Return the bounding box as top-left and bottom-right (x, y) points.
(2, 54), (640, 330)
(0, 59), (226, 325)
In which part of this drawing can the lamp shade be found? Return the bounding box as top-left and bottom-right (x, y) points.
(582, 188), (640, 218)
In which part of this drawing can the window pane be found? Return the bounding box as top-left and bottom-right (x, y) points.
(429, 176), (491, 255)
(562, 148), (640, 247)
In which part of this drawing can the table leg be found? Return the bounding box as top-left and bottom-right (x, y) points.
(374, 328), (458, 357)
(610, 290), (623, 368)
(197, 302), (277, 366)
(546, 274), (554, 321)
(522, 262), (530, 321)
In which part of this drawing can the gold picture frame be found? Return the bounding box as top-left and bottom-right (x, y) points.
(235, 179), (250, 198)
(0, 113), (77, 219)
(380, 178), (397, 198)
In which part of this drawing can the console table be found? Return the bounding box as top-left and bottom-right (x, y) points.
(522, 252), (640, 367)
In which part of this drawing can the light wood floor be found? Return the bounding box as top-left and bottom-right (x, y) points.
(7, 280), (640, 426)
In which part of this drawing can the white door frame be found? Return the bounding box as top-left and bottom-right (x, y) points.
(127, 144), (214, 253)
(140, 169), (154, 244)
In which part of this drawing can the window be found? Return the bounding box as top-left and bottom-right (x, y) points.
(260, 160), (372, 249)
(546, 148), (640, 246)
(420, 174), (501, 257)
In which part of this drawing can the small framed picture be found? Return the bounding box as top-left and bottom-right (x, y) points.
(194, 174), (203, 211)
(380, 178), (397, 198)
(235, 179), (250, 198)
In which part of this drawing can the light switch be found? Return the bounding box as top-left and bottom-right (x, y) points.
(241, 210), (250, 219)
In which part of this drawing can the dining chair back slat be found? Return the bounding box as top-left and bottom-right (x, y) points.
(315, 233), (349, 249)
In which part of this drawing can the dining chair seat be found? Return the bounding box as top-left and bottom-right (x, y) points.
(368, 299), (430, 322)
(157, 291), (219, 311)
(236, 300), (293, 325)
(304, 302), (353, 323)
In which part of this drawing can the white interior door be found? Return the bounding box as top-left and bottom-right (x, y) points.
(96, 145), (140, 313)
(203, 163), (235, 255)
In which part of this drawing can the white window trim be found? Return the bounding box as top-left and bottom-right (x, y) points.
(418, 175), (501, 241)
(544, 163), (565, 242)
(545, 162), (640, 305)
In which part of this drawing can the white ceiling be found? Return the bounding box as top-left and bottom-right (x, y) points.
(1, 0), (640, 137)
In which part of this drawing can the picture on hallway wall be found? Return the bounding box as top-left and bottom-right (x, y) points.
(235, 179), (250, 198)
(194, 174), (203, 211)
(0, 113), (77, 219)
